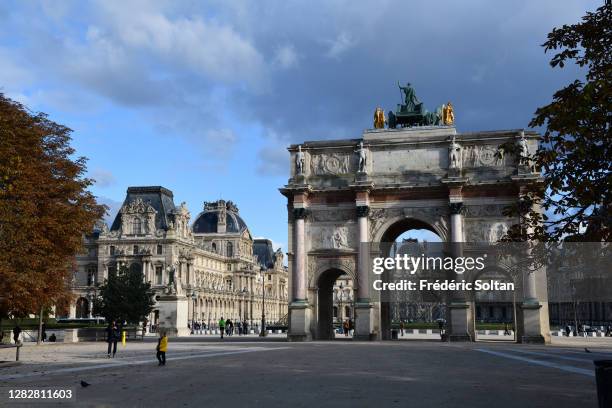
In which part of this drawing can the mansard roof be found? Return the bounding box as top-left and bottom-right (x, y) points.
(192, 200), (248, 234)
(253, 239), (275, 269)
(110, 186), (176, 231)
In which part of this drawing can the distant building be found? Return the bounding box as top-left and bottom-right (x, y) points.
(68, 186), (288, 333)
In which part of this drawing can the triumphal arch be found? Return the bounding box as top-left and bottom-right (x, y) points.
(280, 84), (550, 343)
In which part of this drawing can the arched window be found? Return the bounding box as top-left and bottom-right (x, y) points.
(132, 218), (142, 234)
(226, 242), (233, 257)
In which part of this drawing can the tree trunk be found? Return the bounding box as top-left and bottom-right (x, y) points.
(37, 306), (43, 345)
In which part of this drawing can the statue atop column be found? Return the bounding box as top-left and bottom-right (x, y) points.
(355, 141), (367, 173)
(517, 131), (536, 173)
(518, 132), (529, 161)
(449, 135), (462, 170)
(295, 145), (305, 175)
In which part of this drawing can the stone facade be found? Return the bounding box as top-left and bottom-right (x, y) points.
(70, 187), (288, 335)
(281, 126), (550, 343)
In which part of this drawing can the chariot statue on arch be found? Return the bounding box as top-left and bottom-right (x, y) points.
(386, 81), (455, 128)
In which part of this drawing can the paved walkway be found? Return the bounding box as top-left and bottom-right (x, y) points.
(0, 337), (609, 407)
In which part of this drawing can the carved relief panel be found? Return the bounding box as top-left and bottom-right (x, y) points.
(462, 145), (506, 168)
(464, 220), (510, 243)
(308, 224), (356, 251)
(310, 153), (351, 175)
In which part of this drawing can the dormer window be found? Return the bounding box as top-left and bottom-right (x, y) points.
(133, 218), (142, 234)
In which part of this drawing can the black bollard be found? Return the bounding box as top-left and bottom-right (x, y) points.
(594, 360), (612, 408)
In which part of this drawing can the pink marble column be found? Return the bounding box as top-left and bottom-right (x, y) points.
(293, 208), (307, 301)
(356, 205), (370, 301)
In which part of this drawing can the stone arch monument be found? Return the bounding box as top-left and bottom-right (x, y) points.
(281, 111), (550, 343)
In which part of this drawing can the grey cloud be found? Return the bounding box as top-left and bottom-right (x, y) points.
(2, 0), (598, 172)
(325, 32), (356, 59)
(232, 0), (593, 144)
(96, 195), (123, 225)
(90, 168), (116, 188)
(257, 145), (288, 176)
(273, 45), (299, 69)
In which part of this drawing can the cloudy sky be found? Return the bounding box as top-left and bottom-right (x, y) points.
(0, 0), (598, 251)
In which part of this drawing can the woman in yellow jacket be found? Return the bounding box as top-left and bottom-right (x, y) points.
(156, 331), (168, 366)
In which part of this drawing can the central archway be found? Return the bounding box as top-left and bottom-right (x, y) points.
(377, 217), (445, 340)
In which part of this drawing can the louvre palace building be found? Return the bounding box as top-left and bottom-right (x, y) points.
(69, 186), (288, 335)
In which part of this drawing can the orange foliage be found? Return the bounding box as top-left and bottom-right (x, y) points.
(0, 94), (106, 317)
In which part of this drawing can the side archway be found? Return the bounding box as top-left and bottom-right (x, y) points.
(315, 267), (354, 340)
(469, 266), (520, 342)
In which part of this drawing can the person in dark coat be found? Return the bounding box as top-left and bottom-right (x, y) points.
(106, 321), (119, 358)
(41, 323), (47, 342)
(13, 325), (22, 344)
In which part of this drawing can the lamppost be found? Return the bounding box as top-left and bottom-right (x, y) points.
(240, 288), (248, 323)
(337, 283), (344, 325)
(191, 291), (197, 334)
(259, 269), (267, 337)
(571, 281), (579, 335)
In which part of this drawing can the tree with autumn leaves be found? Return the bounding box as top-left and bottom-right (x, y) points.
(505, 3), (611, 242)
(0, 94), (106, 326)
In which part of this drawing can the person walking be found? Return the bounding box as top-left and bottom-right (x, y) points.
(243, 320), (249, 335)
(218, 317), (226, 339)
(348, 319), (354, 336)
(504, 322), (510, 336)
(41, 322), (47, 342)
(12, 325), (21, 344)
(106, 321), (119, 358)
(400, 321), (405, 337)
(226, 319), (233, 336)
(343, 320), (349, 337)
(156, 331), (168, 366)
